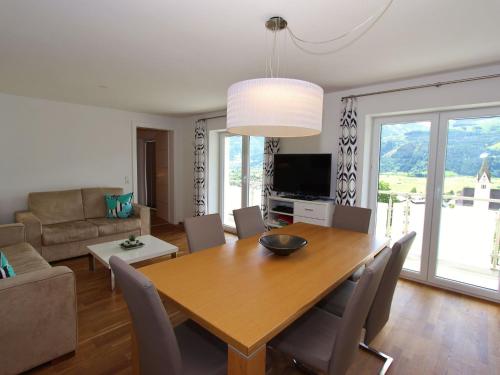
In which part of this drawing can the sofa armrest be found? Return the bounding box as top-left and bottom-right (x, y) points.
(0, 223), (25, 248)
(133, 203), (151, 235)
(0, 266), (77, 374)
(15, 211), (42, 251)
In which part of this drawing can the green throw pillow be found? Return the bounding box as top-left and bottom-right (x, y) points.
(0, 251), (16, 279)
(105, 192), (134, 219)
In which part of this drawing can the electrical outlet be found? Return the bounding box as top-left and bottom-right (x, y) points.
(124, 176), (130, 184)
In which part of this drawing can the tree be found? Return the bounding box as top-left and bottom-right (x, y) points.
(378, 180), (390, 191)
(410, 187), (417, 193)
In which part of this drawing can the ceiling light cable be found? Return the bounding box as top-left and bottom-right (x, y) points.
(286, 0), (393, 55)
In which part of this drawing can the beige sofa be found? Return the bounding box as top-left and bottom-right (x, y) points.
(16, 187), (150, 262)
(0, 223), (77, 374)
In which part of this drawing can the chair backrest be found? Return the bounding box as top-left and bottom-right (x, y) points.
(109, 256), (182, 375)
(233, 206), (266, 240)
(331, 205), (372, 233)
(184, 213), (226, 253)
(329, 247), (391, 375)
(364, 231), (416, 344)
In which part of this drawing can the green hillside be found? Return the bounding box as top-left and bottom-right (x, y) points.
(380, 118), (500, 177)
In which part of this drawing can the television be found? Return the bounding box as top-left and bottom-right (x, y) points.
(273, 154), (332, 197)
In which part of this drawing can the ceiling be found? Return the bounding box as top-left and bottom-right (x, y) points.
(1, 0), (500, 116)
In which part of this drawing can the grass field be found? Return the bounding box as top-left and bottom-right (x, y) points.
(379, 173), (500, 195)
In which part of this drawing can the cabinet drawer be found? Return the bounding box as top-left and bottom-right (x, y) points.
(293, 215), (326, 226)
(294, 202), (328, 220)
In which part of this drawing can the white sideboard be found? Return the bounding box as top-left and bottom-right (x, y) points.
(267, 196), (334, 228)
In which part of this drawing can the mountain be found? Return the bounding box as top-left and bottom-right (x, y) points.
(380, 119), (500, 177)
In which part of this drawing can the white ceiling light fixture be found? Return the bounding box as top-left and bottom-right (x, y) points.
(227, 17), (324, 138)
(227, 2), (394, 137)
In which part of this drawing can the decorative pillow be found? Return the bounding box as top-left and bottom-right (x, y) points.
(0, 252), (16, 279)
(105, 192), (134, 219)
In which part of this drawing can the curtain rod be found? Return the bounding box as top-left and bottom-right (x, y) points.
(198, 114), (226, 121)
(341, 73), (500, 101)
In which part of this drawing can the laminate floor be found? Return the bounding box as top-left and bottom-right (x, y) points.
(27, 224), (500, 375)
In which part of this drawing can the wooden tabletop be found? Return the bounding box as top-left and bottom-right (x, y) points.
(139, 222), (388, 356)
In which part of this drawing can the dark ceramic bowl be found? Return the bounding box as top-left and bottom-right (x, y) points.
(259, 234), (308, 256)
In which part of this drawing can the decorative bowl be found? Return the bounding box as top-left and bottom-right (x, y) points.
(259, 234), (308, 256)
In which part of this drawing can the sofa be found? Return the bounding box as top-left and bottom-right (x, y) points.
(16, 187), (150, 262)
(0, 223), (77, 374)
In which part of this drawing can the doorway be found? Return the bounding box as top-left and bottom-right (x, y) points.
(219, 133), (265, 229)
(370, 107), (500, 301)
(136, 127), (170, 226)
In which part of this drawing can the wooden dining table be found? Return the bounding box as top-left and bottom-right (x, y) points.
(138, 222), (388, 375)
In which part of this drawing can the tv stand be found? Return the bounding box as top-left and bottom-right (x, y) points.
(266, 195), (334, 228)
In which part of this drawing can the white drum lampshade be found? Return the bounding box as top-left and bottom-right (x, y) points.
(227, 78), (324, 137)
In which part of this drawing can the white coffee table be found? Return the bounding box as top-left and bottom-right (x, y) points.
(87, 235), (178, 290)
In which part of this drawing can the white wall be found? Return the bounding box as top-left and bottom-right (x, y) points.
(0, 92), (186, 224)
(281, 63), (500, 206)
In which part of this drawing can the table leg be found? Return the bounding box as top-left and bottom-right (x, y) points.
(88, 254), (95, 271)
(228, 345), (266, 375)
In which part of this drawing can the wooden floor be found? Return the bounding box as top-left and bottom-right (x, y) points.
(27, 224), (500, 375)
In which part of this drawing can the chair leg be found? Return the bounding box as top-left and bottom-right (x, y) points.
(359, 342), (393, 375)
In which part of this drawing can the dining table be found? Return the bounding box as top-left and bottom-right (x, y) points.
(138, 222), (388, 375)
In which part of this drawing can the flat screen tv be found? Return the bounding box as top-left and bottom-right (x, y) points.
(273, 154), (332, 197)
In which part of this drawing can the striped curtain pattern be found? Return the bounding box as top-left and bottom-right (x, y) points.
(193, 119), (208, 216)
(336, 97), (358, 206)
(261, 137), (280, 221)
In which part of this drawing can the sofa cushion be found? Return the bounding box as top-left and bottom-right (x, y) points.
(42, 221), (98, 246)
(105, 192), (134, 218)
(82, 187), (124, 219)
(0, 252), (16, 279)
(2, 242), (50, 275)
(28, 189), (85, 225)
(87, 217), (141, 236)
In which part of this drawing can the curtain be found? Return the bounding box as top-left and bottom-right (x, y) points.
(336, 97), (358, 206)
(193, 119), (208, 216)
(261, 137), (280, 221)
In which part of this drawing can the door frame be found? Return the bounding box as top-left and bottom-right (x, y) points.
(369, 112), (440, 282)
(426, 106), (500, 301)
(370, 108), (500, 302)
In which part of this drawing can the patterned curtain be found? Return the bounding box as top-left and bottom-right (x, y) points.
(193, 119), (208, 216)
(261, 138), (280, 221)
(336, 97), (358, 206)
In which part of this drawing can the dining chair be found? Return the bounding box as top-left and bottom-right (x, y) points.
(332, 205), (372, 233)
(317, 231), (416, 374)
(109, 256), (227, 375)
(233, 206), (266, 239)
(332, 205), (373, 281)
(184, 213), (226, 253)
(269, 247), (391, 375)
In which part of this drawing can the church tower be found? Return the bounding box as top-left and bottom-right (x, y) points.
(474, 156), (491, 210)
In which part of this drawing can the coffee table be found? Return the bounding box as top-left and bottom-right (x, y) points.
(87, 235), (178, 290)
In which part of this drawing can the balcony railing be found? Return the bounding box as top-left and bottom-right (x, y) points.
(378, 191), (500, 270)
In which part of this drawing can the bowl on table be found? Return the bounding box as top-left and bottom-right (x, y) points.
(259, 234), (308, 256)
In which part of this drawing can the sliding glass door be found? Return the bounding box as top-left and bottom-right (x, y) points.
(372, 108), (500, 301)
(220, 133), (264, 229)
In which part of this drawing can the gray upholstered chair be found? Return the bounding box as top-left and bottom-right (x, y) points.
(184, 213), (226, 253)
(317, 231), (416, 374)
(233, 206), (266, 239)
(109, 256), (227, 375)
(270, 247), (391, 375)
(332, 205), (373, 281)
(332, 205), (372, 233)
